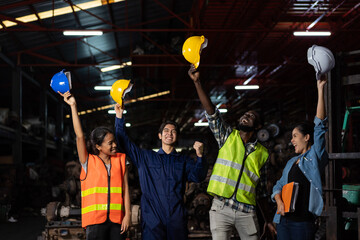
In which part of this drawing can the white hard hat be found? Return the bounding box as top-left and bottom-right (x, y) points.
(307, 45), (335, 80)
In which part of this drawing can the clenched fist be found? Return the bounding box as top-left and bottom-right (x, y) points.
(193, 141), (204, 157)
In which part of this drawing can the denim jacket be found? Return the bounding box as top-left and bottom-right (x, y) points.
(271, 117), (328, 224)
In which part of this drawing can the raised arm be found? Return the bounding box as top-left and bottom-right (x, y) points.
(114, 104), (146, 168)
(59, 92), (87, 164)
(188, 65), (215, 115)
(316, 76), (327, 120)
(313, 76), (328, 169)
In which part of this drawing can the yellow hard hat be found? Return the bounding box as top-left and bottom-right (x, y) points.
(182, 35), (207, 68)
(110, 79), (133, 107)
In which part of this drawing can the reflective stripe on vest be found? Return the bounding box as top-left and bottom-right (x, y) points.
(81, 187), (122, 197)
(80, 153), (126, 227)
(207, 129), (268, 205)
(82, 203), (124, 215)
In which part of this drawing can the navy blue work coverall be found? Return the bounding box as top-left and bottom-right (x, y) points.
(115, 117), (207, 240)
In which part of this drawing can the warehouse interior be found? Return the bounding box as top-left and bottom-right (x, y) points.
(0, 0), (359, 239)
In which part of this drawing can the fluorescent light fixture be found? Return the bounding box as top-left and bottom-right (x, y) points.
(293, 31), (331, 36)
(194, 122), (209, 127)
(63, 30), (103, 36)
(125, 123), (131, 127)
(94, 86), (112, 90)
(100, 62), (132, 72)
(67, 90), (170, 117)
(101, 65), (121, 72)
(108, 110), (127, 114)
(219, 109), (228, 113)
(235, 85), (259, 90)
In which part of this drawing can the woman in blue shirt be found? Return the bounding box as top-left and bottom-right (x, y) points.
(271, 76), (329, 240)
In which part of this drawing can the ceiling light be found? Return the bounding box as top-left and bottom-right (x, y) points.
(235, 85), (259, 90)
(0, 0), (125, 29)
(108, 110), (127, 114)
(100, 61), (132, 72)
(94, 86), (111, 90)
(219, 109), (228, 113)
(101, 65), (122, 72)
(63, 30), (103, 36)
(194, 122), (209, 127)
(293, 31), (331, 36)
(65, 90), (170, 118)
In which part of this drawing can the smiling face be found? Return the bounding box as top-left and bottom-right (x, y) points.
(158, 124), (178, 146)
(291, 127), (310, 154)
(238, 111), (259, 130)
(96, 133), (117, 156)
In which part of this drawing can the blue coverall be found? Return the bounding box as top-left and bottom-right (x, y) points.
(115, 117), (207, 240)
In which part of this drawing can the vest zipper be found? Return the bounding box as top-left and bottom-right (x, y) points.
(97, 155), (111, 221)
(107, 162), (111, 221)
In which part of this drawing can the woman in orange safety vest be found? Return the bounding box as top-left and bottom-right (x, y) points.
(60, 91), (130, 240)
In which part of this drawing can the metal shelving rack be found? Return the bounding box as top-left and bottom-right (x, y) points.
(323, 50), (360, 240)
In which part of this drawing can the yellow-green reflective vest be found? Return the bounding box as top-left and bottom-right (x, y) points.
(207, 129), (268, 206)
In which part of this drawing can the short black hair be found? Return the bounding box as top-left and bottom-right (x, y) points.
(158, 120), (180, 135)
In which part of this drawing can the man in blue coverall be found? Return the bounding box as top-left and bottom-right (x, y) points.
(114, 104), (208, 240)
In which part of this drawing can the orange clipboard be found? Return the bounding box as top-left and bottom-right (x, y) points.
(281, 182), (299, 213)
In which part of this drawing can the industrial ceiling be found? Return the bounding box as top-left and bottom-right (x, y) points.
(0, 0), (359, 148)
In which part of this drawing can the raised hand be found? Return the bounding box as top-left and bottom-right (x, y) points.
(115, 103), (125, 118)
(317, 74), (327, 90)
(193, 141), (204, 157)
(58, 91), (76, 106)
(188, 64), (200, 83)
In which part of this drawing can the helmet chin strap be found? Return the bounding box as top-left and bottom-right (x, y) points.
(238, 124), (255, 132)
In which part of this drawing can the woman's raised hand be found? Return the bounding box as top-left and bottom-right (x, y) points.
(317, 74), (327, 90)
(58, 91), (76, 106)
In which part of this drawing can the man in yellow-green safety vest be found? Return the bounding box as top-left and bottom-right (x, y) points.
(189, 66), (277, 240)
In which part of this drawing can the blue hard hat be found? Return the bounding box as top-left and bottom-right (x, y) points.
(50, 69), (72, 94)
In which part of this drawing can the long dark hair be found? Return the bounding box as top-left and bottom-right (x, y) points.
(294, 121), (314, 145)
(87, 127), (114, 155)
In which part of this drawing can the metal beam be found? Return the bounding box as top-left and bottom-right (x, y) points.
(0, 0), (48, 11)
(17, 62), (304, 67)
(0, 13), (47, 30)
(24, 51), (69, 65)
(2, 27), (359, 33)
(152, 0), (191, 28)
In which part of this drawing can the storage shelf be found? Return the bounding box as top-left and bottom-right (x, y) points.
(328, 152), (360, 160)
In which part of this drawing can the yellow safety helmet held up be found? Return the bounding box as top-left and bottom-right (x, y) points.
(182, 35), (208, 69)
(110, 79), (133, 108)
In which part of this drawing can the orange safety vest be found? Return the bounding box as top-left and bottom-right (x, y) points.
(80, 153), (126, 227)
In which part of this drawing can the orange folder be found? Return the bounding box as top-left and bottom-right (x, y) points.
(281, 182), (299, 213)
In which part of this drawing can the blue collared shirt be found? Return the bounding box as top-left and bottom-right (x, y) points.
(115, 117), (207, 228)
(271, 117), (329, 223)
